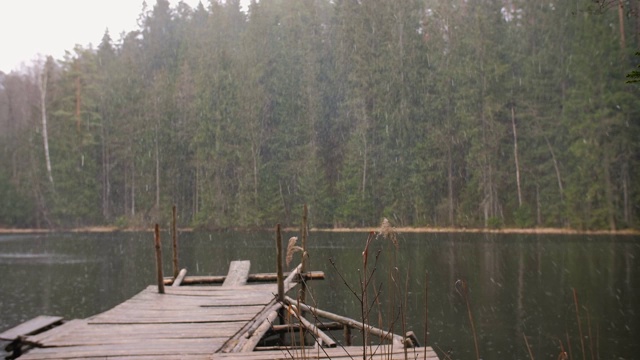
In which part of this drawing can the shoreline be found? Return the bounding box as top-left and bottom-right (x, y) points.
(0, 226), (638, 236)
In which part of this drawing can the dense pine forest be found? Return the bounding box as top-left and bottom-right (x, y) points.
(0, 0), (638, 230)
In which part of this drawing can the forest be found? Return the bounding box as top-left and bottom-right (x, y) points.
(0, 0), (638, 230)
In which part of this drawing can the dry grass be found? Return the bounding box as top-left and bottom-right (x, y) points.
(286, 236), (304, 266)
(311, 226), (639, 236)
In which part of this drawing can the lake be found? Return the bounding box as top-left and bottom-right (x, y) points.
(0, 231), (638, 359)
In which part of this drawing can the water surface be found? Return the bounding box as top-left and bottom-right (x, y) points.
(0, 231), (637, 359)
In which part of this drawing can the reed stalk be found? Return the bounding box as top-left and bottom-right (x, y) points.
(585, 307), (594, 360)
(572, 288), (586, 360)
(424, 271), (429, 360)
(566, 331), (573, 360)
(456, 279), (479, 360)
(523, 333), (534, 360)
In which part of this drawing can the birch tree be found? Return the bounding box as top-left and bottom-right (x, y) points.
(36, 58), (54, 186)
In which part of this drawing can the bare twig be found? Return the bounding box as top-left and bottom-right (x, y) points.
(456, 279), (479, 360)
(573, 288), (586, 360)
(523, 333), (534, 360)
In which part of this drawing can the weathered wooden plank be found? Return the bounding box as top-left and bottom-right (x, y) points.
(19, 338), (221, 359)
(100, 305), (266, 314)
(25, 319), (87, 345)
(222, 260), (251, 287)
(0, 315), (63, 341)
(240, 310), (279, 352)
(88, 314), (255, 324)
(29, 322), (244, 347)
(102, 356), (211, 360)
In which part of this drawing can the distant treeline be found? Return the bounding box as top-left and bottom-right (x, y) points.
(0, 0), (638, 230)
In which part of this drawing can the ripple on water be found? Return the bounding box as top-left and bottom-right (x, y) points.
(0, 253), (92, 265)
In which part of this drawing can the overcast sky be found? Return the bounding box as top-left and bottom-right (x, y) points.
(0, 0), (247, 74)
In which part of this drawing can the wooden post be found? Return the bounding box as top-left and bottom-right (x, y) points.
(154, 224), (165, 294)
(172, 204), (178, 278)
(276, 224), (284, 303)
(300, 204), (308, 304)
(344, 325), (352, 346)
(276, 223), (285, 343)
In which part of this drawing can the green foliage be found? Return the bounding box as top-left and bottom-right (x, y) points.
(0, 0), (638, 230)
(487, 217), (503, 230)
(0, 171), (34, 227)
(626, 52), (640, 83)
(513, 205), (534, 229)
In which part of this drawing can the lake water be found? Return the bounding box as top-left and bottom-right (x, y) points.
(0, 231), (638, 359)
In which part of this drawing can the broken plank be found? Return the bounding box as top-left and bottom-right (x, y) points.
(172, 268), (188, 287)
(222, 260), (251, 287)
(0, 315), (63, 341)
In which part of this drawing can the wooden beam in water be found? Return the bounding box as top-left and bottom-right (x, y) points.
(286, 303), (336, 348)
(162, 271), (324, 285)
(270, 322), (344, 333)
(284, 296), (406, 347)
(214, 346), (440, 360)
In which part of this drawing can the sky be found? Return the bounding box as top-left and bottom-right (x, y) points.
(0, 0), (247, 74)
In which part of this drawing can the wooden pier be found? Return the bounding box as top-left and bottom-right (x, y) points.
(2, 224), (439, 359)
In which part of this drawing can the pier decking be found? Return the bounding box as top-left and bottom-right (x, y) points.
(18, 284), (283, 359)
(4, 261), (438, 359)
(3, 223), (439, 359)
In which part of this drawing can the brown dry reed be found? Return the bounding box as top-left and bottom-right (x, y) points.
(286, 236), (304, 267)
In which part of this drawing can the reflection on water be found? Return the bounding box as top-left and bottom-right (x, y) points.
(0, 231), (638, 359)
(0, 253), (92, 265)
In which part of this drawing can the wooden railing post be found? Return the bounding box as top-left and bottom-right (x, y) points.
(300, 204), (308, 304)
(154, 224), (165, 294)
(276, 224), (284, 303)
(172, 205), (178, 278)
(344, 325), (352, 346)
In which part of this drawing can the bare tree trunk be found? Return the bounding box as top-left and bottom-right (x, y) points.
(39, 66), (53, 185)
(75, 72), (82, 132)
(536, 184), (542, 225)
(544, 135), (564, 202)
(622, 162), (630, 225)
(511, 106), (522, 207)
(131, 158), (136, 216)
(447, 142), (454, 226)
(619, 0), (626, 50)
(155, 124), (161, 213)
(101, 122), (111, 219)
(194, 159), (199, 216)
(603, 150), (616, 231)
(252, 142), (259, 203)
(362, 133), (367, 201)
